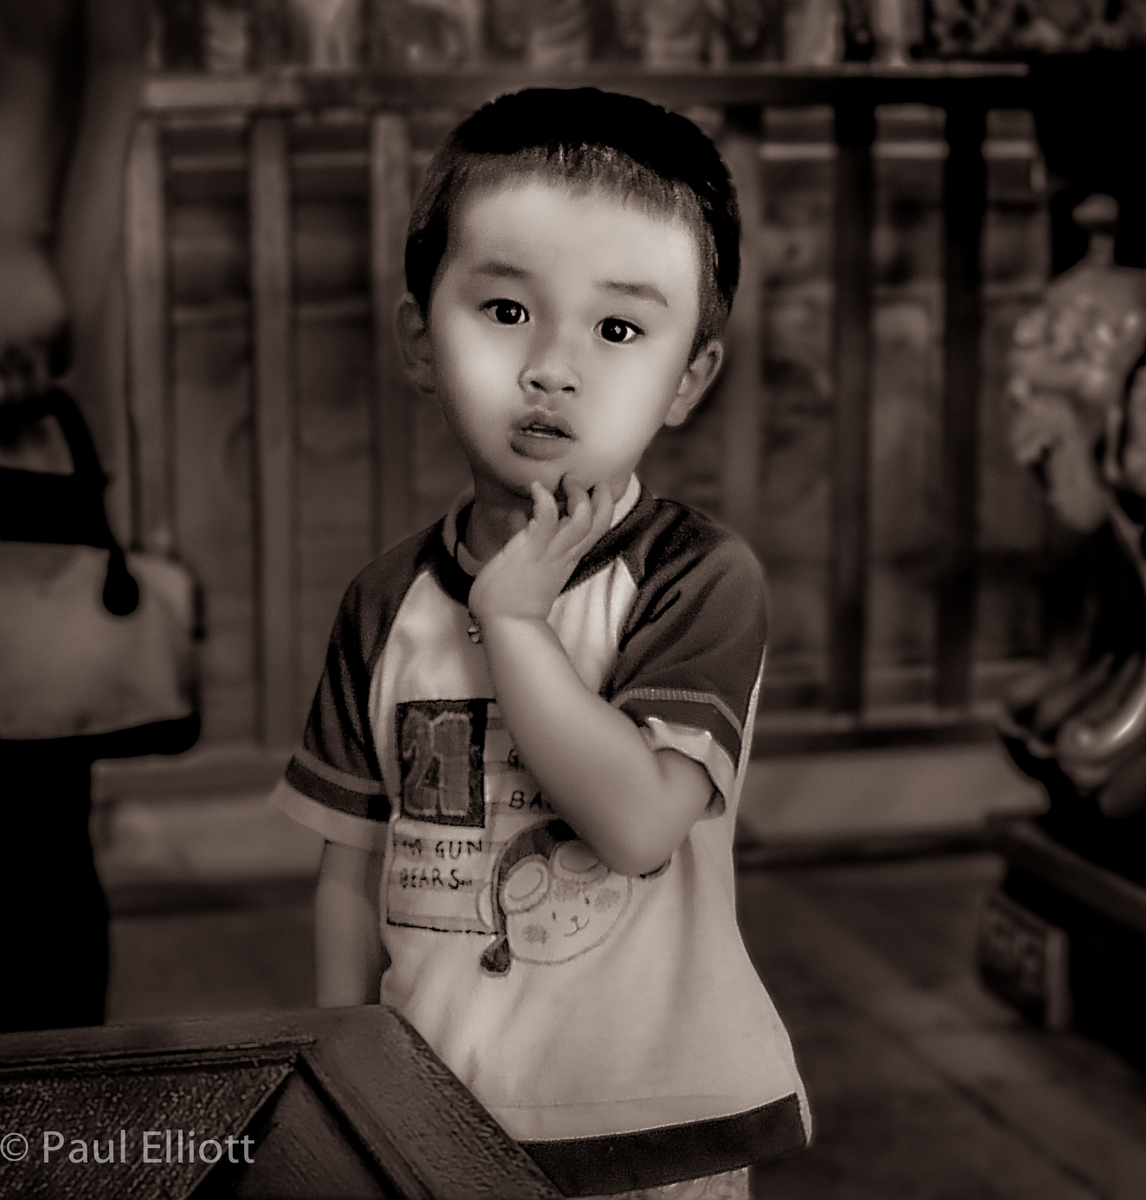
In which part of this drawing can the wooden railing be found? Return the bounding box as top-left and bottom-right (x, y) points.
(118, 63), (1032, 780)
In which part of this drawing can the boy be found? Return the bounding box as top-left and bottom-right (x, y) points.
(272, 87), (809, 1198)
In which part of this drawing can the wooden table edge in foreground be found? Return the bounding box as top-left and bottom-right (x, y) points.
(0, 1004), (563, 1199)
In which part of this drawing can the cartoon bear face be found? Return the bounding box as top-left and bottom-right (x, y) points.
(500, 840), (631, 966)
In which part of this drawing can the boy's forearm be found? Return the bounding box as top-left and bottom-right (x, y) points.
(480, 615), (712, 877)
(314, 842), (385, 1007)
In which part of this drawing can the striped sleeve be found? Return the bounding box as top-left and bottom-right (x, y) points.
(605, 515), (767, 809)
(271, 529), (435, 849)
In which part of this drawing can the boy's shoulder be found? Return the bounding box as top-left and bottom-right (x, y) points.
(572, 488), (764, 597)
(328, 519), (452, 664)
(340, 522), (441, 606)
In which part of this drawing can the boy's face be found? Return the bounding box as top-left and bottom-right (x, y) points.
(403, 178), (722, 505)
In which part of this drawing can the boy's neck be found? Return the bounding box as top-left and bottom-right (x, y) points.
(460, 474), (639, 566)
(462, 487), (532, 564)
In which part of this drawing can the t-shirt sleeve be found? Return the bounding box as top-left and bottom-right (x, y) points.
(270, 570), (392, 851)
(604, 527), (767, 813)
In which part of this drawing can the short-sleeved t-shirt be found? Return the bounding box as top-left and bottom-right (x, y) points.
(272, 479), (809, 1196)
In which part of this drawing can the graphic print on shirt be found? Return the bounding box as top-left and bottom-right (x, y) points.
(397, 699), (487, 826)
(481, 819), (632, 974)
(388, 699), (494, 933)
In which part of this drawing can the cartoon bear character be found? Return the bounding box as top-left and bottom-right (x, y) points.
(480, 819), (631, 975)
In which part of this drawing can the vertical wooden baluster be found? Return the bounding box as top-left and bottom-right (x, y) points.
(250, 115), (296, 748)
(370, 112), (414, 555)
(124, 116), (173, 555)
(828, 97), (877, 714)
(936, 104), (987, 709)
(720, 117), (766, 548)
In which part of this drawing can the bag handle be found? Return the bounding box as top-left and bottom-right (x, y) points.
(0, 388), (103, 479)
(0, 388), (139, 615)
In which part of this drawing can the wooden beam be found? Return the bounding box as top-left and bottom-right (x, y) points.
(123, 116), (173, 555)
(936, 104), (987, 709)
(828, 97), (876, 714)
(719, 125), (766, 548)
(143, 64), (1030, 119)
(249, 115), (297, 748)
(370, 112), (414, 553)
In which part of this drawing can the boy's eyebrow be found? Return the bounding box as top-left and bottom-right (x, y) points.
(597, 280), (669, 307)
(469, 263), (669, 307)
(472, 261), (530, 280)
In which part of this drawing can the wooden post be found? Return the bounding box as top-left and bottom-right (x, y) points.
(936, 104), (987, 710)
(250, 116), (297, 748)
(124, 116), (173, 555)
(370, 112), (414, 555)
(828, 97), (876, 714)
(720, 122), (766, 548)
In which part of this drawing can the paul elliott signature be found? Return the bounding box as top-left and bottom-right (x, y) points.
(6, 1129), (259, 1165)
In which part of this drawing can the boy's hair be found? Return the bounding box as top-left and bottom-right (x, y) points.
(405, 87), (740, 359)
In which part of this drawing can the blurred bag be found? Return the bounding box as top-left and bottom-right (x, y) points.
(0, 389), (199, 742)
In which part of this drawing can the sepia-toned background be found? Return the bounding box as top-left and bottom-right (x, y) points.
(6, 1), (1146, 1196)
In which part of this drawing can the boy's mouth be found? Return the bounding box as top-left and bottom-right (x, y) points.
(515, 411), (573, 439)
(510, 411), (574, 460)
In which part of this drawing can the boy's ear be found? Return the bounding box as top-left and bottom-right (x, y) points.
(664, 339), (724, 428)
(397, 294), (436, 393)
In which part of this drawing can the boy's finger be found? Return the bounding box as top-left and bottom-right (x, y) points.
(529, 481), (560, 539)
(559, 478), (593, 535)
(549, 487), (596, 561)
(562, 476), (590, 516)
(560, 483), (613, 560)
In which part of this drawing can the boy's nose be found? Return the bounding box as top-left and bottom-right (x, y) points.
(520, 345), (579, 396)
(523, 371), (577, 396)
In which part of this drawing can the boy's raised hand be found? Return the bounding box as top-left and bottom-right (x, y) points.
(468, 478), (614, 623)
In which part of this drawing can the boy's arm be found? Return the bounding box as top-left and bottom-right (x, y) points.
(480, 615), (712, 877)
(314, 841), (386, 1007)
(469, 482), (714, 878)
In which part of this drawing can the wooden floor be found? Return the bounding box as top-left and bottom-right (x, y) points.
(743, 853), (1146, 1200)
(104, 850), (1146, 1199)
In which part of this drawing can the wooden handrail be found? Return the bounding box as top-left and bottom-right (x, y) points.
(0, 1006), (562, 1198)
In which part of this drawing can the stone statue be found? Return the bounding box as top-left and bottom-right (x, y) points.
(1002, 194), (1146, 879)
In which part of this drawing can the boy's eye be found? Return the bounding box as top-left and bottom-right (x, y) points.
(597, 318), (640, 344)
(482, 299), (528, 325)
